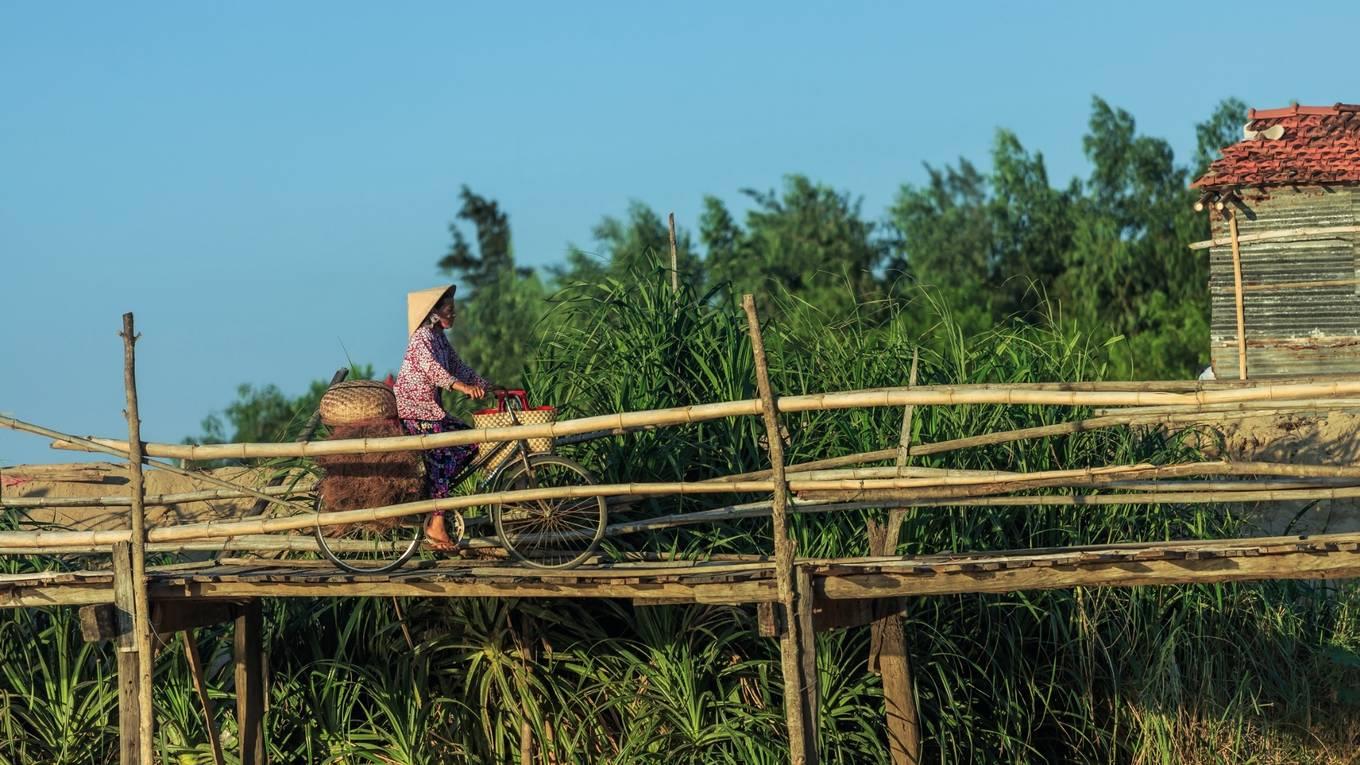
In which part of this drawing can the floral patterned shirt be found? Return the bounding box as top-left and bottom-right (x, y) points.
(394, 325), (488, 421)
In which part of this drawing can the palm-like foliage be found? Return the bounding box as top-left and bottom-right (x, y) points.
(0, 608), (116, 764)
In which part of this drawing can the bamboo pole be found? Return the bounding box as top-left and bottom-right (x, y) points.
(1229, 214), (1248, 380)
(895, 350), (919, 471)
(723, 405), (1347, 482)
(32, 379), (1360, 462)
(668, 212), (679, 293)
(120, 314), (155, 764)
(2, 483), (307, 509)
(788, 466), (1014, 481)
(715, 448), (901, 483)
(1092, 399), (1360, 416)
(772, 465), (1357, 486)
(900, 408), (1305, 457)
(606, 478), (1360, 535)
(0, 533), (477, 557)
(797, 485), (1360, 507)
(744, 294), (817, 765)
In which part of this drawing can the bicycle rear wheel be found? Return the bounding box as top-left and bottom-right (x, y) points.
(492, 454), (606, 569)
(313, 496), (424, 574)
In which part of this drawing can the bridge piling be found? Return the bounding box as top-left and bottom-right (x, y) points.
(234, 599), (266, 765)
(111, 541), (143, 764)
(744, 294), (820, 765)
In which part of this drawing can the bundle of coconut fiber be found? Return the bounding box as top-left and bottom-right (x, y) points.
(315, 418), (424, 531)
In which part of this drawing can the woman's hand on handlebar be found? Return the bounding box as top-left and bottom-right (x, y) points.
(452, 381), (487, 399)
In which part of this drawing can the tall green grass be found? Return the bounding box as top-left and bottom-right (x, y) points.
(1, 271), (1357, 763)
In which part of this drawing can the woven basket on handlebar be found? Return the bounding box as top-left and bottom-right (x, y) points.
(320, 380), (399, 426)
(472, 397), (555, 472)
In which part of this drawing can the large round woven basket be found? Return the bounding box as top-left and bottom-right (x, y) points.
(320, 380), (399, 426)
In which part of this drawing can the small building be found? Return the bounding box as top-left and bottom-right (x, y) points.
(1192, 103), (1360, 378)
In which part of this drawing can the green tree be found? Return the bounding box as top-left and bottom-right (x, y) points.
(437, 186), (546, 387)
(989, 131), (1078, 318)
(558, 201), (703, 287)
(889, 97), (1237, 378)
(437, 186), (519, 289)
(1061, 97), (1209, 377)
(702, 175), (887, 316)
(888, 158), (993, 297)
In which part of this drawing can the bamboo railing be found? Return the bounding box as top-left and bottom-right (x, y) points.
(9, 394), (1360, 547)
(27, 378), (1360, 462)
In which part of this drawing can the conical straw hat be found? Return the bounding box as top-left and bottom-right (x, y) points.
(406, 284), (456, 335)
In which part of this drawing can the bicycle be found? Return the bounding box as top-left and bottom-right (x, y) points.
(312, 390), (607, 574)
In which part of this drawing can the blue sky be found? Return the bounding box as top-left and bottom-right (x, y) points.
(3, 1), (1358, 466)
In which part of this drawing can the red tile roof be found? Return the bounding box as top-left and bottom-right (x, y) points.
(1192, 103), (1360, 189)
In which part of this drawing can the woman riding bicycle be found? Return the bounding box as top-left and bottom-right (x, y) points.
(393, 284), (491, 552)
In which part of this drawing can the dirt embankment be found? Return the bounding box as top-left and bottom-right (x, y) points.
(0, 462), (314, 532)
(1192, 410), (1360, 535)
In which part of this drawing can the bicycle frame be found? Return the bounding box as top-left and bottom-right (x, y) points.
(456, 436), (534, 493)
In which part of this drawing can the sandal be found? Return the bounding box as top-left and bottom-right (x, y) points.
(425, 535), (460, 553)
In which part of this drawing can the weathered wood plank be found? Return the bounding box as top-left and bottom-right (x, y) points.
(820, 548), (1360, 599)
(150, 578), (780, 603)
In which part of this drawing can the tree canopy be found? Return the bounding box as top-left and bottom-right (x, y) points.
(192, 96), (1245, 441)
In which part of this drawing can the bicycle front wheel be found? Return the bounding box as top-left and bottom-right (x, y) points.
(313, 496), (424, 574)
(492, 454), (606, 569)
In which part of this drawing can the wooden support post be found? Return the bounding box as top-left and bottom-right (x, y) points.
(795, 565), (818, 733)
(1229, 214), (1248, 380)
(668, 212), (680, 293)
(120, 313), (155, 763)
(184, 631), (226, 765)
(877, 601), (920, 763)
(112, 542), (142, 765)
(869, 349), (921, 764)
(743, 294), (818, 765)
(234, 600), (265, 765)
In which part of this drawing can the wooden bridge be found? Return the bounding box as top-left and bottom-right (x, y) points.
(7, 303), (1360, 765)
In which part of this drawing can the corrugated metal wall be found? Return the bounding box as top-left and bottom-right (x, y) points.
(1209, 187), (1360, 376)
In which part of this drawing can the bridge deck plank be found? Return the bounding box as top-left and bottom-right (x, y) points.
(2, 534), (1358, 607)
